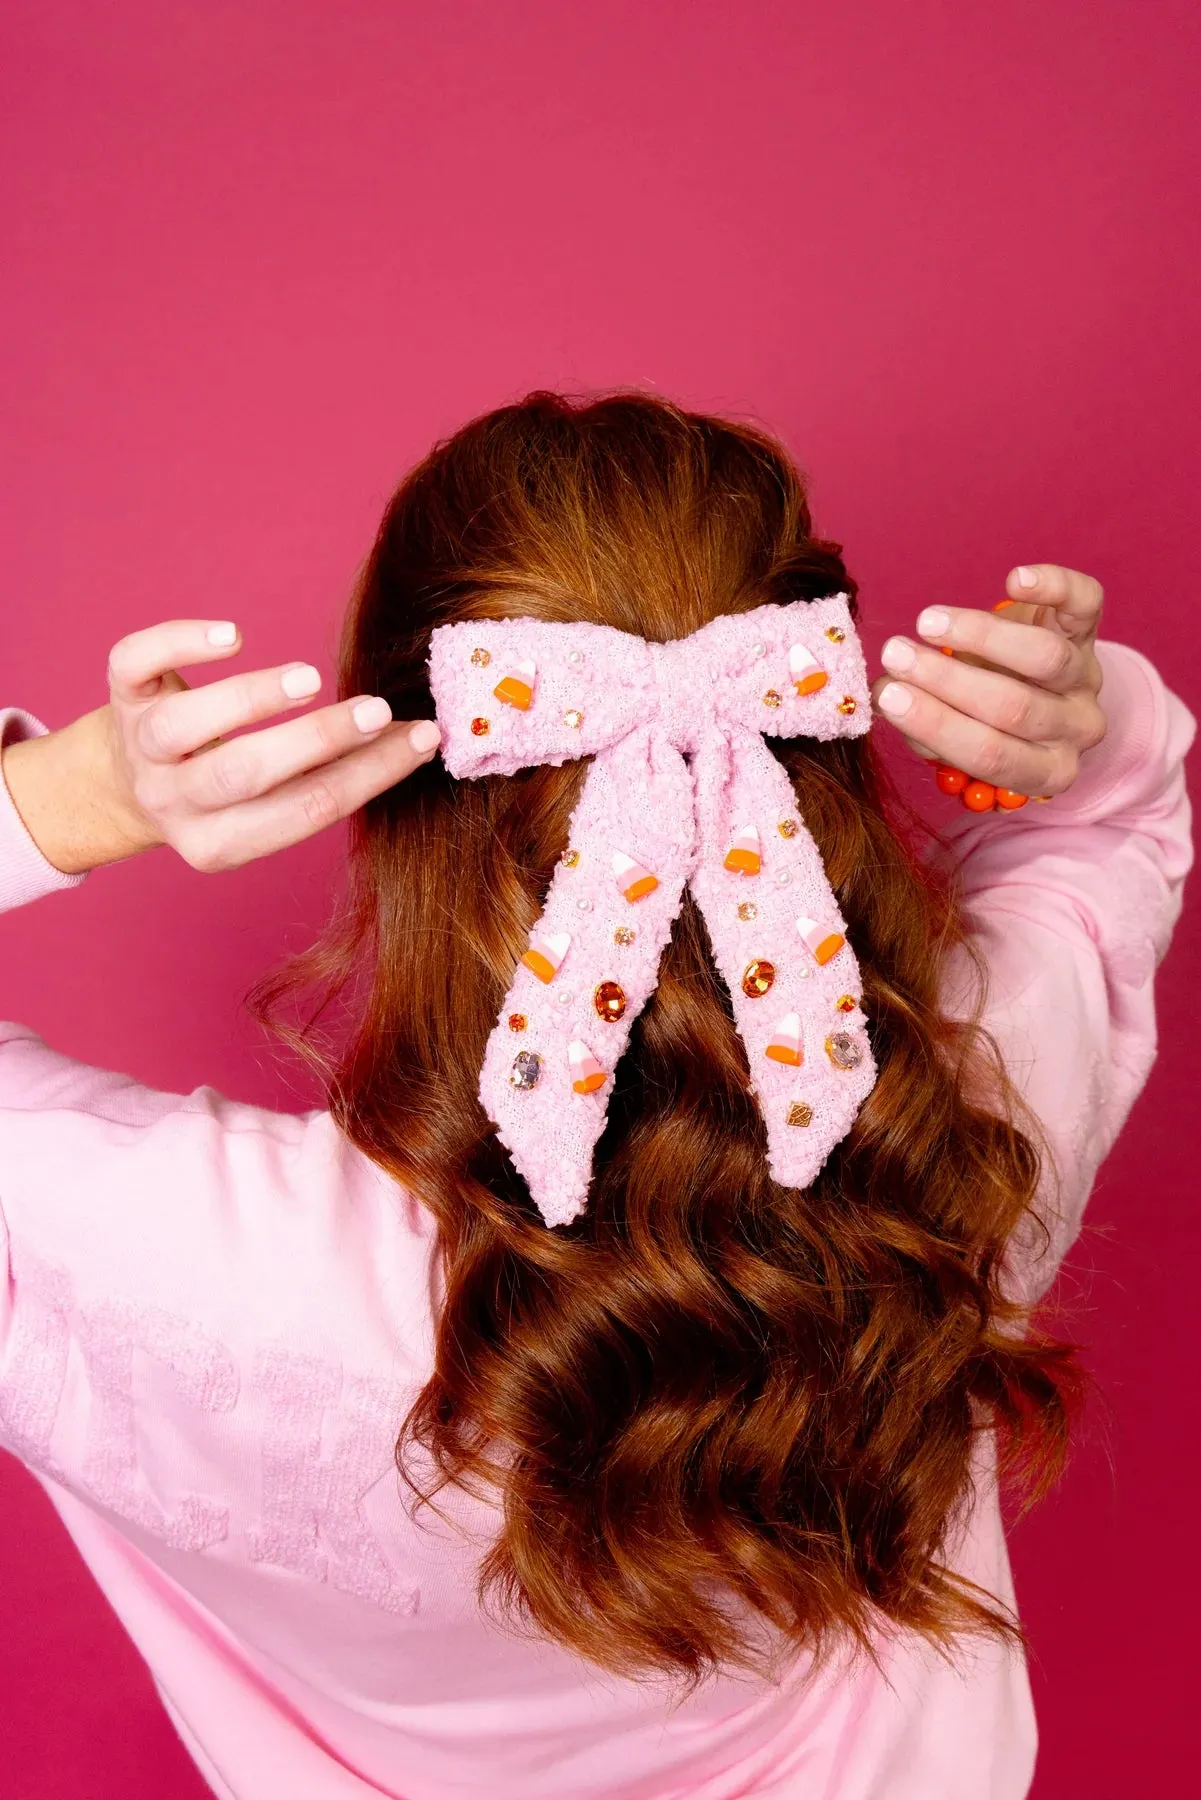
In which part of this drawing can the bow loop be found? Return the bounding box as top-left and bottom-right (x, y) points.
(428, 594), (876, 1226)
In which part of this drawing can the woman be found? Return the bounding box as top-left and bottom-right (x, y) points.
(0, 393), (1193, 1798)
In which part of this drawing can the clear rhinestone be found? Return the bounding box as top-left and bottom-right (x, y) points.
(564, 709), (584, 729)
(737, 900), (757, 922)
(762, 689), (782, 709)
(825, 1031), (863, 1071)
(613, 925), (636, 946)
(509, 1051), (542, 1089)
(471, 647), (491, 666)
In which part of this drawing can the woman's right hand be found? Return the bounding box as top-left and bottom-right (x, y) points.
(3, 620), (440, 876)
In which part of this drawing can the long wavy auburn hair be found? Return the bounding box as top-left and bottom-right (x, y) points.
(254, 391), (1081, 1684)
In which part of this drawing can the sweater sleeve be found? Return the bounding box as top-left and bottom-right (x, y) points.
(931, 640), (1195, 1303)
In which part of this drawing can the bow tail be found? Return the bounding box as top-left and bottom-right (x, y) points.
(689, 731), (877, 1189)
(478, 729), (697, 1227)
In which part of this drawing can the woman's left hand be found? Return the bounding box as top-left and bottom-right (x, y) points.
(869, 563), (1107, 800)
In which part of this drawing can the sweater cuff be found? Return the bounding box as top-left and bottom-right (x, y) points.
(1045, 639), (1162, 821)
(0, 710), (89, 912)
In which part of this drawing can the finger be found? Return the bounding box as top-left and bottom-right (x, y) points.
(178, 693), (409, 808)
(138, 661), (335, 760)
(870, 677), (1077, 795)
(877, 638), (1092, 745)
(178, 723), (440, 871)
(1003, 565), (1104, 641)
(910, 607), (1087, 695)
(108, 621), (243, 701)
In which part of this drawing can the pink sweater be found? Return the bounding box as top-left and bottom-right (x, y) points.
(0, 639), (1193, 1800)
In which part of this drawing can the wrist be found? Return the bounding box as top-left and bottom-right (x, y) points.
(1, 707), (161, 875)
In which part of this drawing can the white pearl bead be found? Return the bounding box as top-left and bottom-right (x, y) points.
(775, 869), (791, 885)
(576, 898), (592, 911)
(568, 650), (583, 666)
(750, 642), (766, 658)
(555, 990), (572, 1006)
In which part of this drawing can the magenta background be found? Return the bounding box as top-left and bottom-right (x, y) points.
(1, 3), (1198, 1795)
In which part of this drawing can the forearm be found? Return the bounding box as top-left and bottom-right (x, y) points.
(1, 707), (160, 877)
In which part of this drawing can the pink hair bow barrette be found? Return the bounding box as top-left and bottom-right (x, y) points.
(428, 596), (877, 1227)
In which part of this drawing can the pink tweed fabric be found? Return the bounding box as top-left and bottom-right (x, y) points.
(428, 595), (877, 1226)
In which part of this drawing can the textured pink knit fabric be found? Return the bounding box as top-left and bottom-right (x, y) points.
(0, 639), (1194, 1800)
(430, 596), (875, 1224)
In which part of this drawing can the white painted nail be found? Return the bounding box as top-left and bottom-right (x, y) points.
(408, 719), (440, 753)
(1015, 566), (1038, 588)
(282, 664), (322, 700)
(877, 681), (913, 716)
(353, 697), (392, 733)
(207, 622), (238, 646)
(915, 608), (950, 638)
(881, 636), (917, 671)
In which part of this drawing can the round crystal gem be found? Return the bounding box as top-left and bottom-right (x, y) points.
(836, 696), (857, 716)
(613, 925), (636, 946)
(508, 1012), (527, 1032)
(470, 716), (490, 736)
(564, 708), (584, 728)
(778, 818), (799, 838)
(826, 626), (846, 643)
(741, 959), (775, 998)
(471, 647), (491, 666)
(836, 994), (856, 1014)
(593, 980), (627, 1023)
(825, 1031), (863, 1070)
(762, 689), (782, 709)
(562, 848), (580, 868)
(509, 1051), (542, 1089)
(737, 901), (757, 922)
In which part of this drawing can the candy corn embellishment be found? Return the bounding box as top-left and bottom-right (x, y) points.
(789, 643), (829, 696)
(612, 852), (659, 901)
(723, 825), (762, 876)
(796, 914), (846, 965)
(569, 1040), (606, 1095)
(764, 1012), (803, 1067)
(522, 931), (571, 983)
(493, 660), (537, 710)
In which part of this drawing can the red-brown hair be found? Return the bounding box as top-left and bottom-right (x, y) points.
(255, 392), (1079, 1682)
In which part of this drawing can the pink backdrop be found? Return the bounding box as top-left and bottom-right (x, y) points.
(1, 3), (1197, 1795)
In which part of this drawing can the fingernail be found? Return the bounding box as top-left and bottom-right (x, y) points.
(876, 681), (913, 716)
(916, 607), (950, 639)
(1015, 566), (1038, 589)
(881, 636), (917, 672)
(408, 719), (441, 754)
(207, 622), (238, 646)
(353, 696), (393, 733)
(282, 664), (322, 700)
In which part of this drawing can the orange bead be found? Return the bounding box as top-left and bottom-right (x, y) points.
(935, 764), (969, 795)
(993, 598), (1016, 611)
(995, 788), (1029, 809)
(962, 781), (997, 812)
(940, 645), (954, 657)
